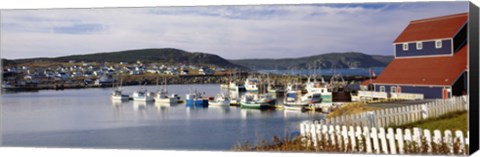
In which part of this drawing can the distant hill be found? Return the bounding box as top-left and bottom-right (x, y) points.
(8, 48), (245, 69)
(230, 52), (393, 70)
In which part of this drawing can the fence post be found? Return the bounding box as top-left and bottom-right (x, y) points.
(329, 125), (336, 145)
(363, 126), (372, 153)
(424, 129), (432, 153)
(371, 127), (380, 154)
(455, 130), (466, 155)
(349, 126), (357, 152)
(387, 128), (397, 154)
(396, 128), (405, 154)
(379, 127), (389, 154)
(421, 104), (428, 119)
(413, 128), (423, 148)
(300, 122), (306, 136)
(367, 111), (376, 128)
(342, 126), (349, 152)
(335, 125), (343, 150)
(444, 130), (453, 154)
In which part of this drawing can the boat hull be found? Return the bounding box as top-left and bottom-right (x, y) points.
(185, 99), (209, 108)
(133, 97), (154, 102)
(154, 97), (177, 104)
(209, 100), (230, 106)
(240, 99), (276, 109)
(111, 95), (129, 101)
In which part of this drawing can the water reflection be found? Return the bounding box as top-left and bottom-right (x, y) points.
(283, 109), (326, 119)
(240, 108), (276, 119)
(111, 99), (127, 120)
(208, 105), (231, 115)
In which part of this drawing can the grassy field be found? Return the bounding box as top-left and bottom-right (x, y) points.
(392, 110), (468, 133)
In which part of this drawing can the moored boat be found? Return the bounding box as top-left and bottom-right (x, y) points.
(132, 90), (154, 102)
(208, 93), (230, 106)
(240, 93), (276, 109)
(111, 88), (129, 101)
(244, 77), (259, 92)
(185, 91), (209, 108)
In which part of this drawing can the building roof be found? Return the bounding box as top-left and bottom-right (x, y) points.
(373, 44), (467, 86)
(393, 13), (468, 43)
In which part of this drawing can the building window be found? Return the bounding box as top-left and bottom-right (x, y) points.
(380, 86), (385, 92)
(416, 41), (423, 50)
(391, 87), (396, 93)
(435, 40), (442, 48)
(402, 43), (409, 51)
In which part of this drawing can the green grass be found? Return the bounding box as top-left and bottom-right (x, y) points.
(392, 111), (468, 133)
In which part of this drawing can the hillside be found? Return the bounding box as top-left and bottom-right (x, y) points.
(230, 52), (393, 70)
(9, 48), (245, 69)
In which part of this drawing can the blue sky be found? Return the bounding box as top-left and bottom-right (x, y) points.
(0, 2), (469, 60)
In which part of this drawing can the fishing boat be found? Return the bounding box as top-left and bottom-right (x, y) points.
(110, 77), (129, 101)
(240, 93), (276, 109)
(111, 88), (129, 101)
(244, 77), (259, 92)
(265, 74), (284, 95)
(208, 93), (230, 106)
(304, 76), (333, 106)
(283, 90), (323, 110)
(171, 93), (183, 103)
(132, 89), (154, 102)
(185, 91), (209, 108)
(153, 78), (177, 104)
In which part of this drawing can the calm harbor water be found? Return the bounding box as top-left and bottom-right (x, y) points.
(1, 84), (324, 150)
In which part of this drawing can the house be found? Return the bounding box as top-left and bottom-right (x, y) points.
(199, 67), (215, 75)
(180, 69), (189, 75)
(370, 13), (468, 99)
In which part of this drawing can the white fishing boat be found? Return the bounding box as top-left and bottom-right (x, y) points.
(240, 93), (276, 109)
(132, 89), (154, 102)
(111, 88), (129, 101)
(208, 93), (230, 106)
(244, 77), (259, 92)
(153, 78), (177, 104)
(304, 77), (333, 106)
(110, 77), (129, 101)
(283, 90), (323, 110)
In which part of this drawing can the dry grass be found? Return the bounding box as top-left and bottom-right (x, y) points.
(327, 102), (379, 118)
(233, 134), (468, 155)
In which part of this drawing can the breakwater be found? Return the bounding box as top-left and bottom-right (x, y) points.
(2, 74), (370, 91)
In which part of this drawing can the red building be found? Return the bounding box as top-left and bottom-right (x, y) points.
(371, 13), (468, 99)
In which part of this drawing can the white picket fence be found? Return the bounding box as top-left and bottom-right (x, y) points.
(312, 96), (468, 128)
(299, 123), (469, 155)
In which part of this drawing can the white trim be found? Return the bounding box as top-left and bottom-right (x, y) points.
(416, 41), (423, 50)
(435, 40), (442, 48)
(393, 37), (452, 44)
(402, 43), (409, 51)
(393, 43), (397, 57)
(451, 36), (454, 54)
(373, 83), (450, 88)
(379, 86), (385, 92)
(394, 53), (454, 59)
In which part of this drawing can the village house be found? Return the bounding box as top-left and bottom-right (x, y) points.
(369, 13), (468, 99)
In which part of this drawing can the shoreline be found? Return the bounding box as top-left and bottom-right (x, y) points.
(2, 74), (370, 92)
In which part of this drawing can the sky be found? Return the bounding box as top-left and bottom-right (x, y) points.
(0, 2), (469, 60)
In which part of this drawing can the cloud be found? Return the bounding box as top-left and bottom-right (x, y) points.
(0, 2), (469, 60)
